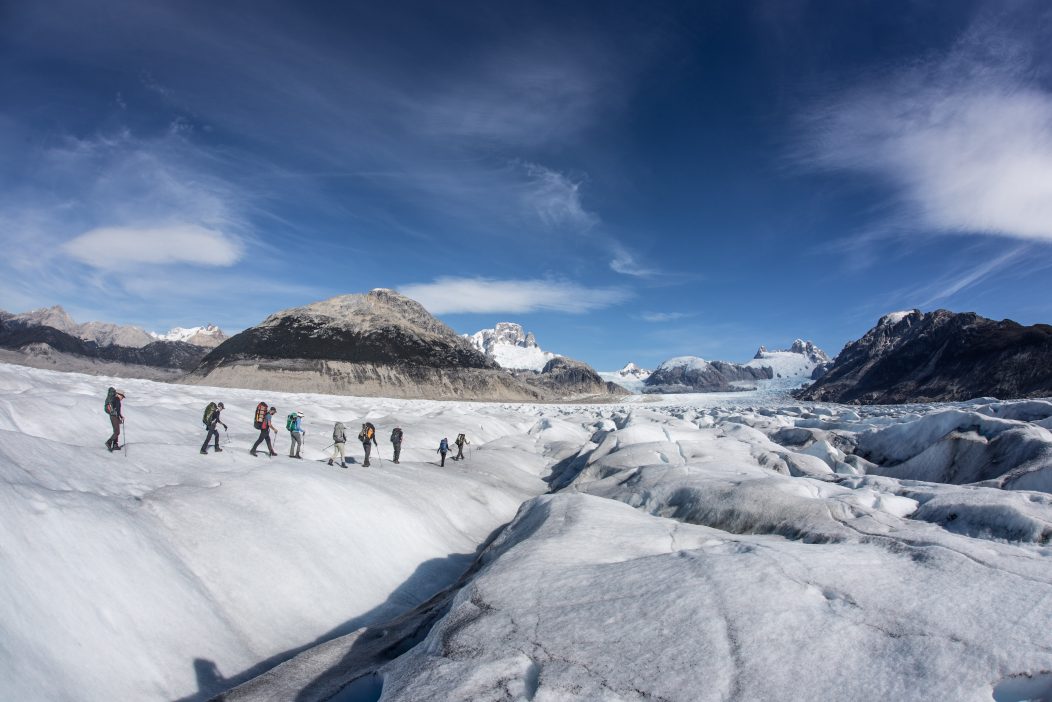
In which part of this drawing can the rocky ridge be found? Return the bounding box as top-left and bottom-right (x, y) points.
(186, 290), (623, 401)
(797, 309), (1052, 404)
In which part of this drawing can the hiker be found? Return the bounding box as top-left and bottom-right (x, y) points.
(287, 411), (305, 458)
(438, 437), (449, 467)
(454, 433), (470, 461)
(390, 426), (403, 464)
(250, 404), (278, 456)
(359, 422), (377, 467)
(104, 387), (126, 452)
(329, 421), (347, 468)
(200, 402), (227, 454)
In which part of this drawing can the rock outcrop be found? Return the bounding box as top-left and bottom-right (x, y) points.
(796, 309), (1052, 404)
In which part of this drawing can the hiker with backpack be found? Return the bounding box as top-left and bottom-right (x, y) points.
(250, 403), (279, 456)
(454, 433), (470, 461)
(358, 422), (377, 467)
(329, 422), (347, 468)
(437, 437), (449, 467)
(287, 411), (305, 459)
(104, 387), (126, 452)
(200, 402), (228, 455)
(390, 426), (403, 464)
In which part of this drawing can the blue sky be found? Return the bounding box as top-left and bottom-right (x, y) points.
(2, 0), (1052, 370)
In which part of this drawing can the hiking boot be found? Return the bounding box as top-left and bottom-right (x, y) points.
(340, 462), (347, 468)
(363, 462), (370, 467)
(269, 452), (277, 457)
(105, 439), (113, 450)
(200, 449), (208, 455)
(327, 458), (334, 466)
(250, 450), (258, 456)
(215, 447), (223, 453)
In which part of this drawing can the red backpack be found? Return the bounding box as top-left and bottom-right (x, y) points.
(254, 402), (268, 429)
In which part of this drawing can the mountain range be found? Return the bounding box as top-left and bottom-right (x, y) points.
(2, 297), (1050, 404)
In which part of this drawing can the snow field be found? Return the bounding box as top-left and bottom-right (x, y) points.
(3, 363), (1052, 701)
(0, 364), (567, 701)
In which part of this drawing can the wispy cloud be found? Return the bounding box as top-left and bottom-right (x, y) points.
(398, 277), (631, 314)
(638, 311), (695, 323)
(795, 16), (1052, 242)
(520, 162), (599, 230)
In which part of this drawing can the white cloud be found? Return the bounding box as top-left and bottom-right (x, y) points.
(797, 27), (1052, 242)
(521, 163), (599, 230)
(63, 224), (243, 269)
(609, 243), (660, 277)
(398, 277), (630, 314)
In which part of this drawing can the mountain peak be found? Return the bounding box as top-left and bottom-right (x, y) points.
(467, 322), (557, 371)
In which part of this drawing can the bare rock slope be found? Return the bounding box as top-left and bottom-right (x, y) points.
(797, 309), (1052, 404)
(185, 289), (623, 401)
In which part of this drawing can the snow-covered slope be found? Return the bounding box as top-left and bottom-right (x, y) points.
(5, 361), (1052, 701)
(598, 362), (651, 394)
(0, 362), (565, 701)
(466, 322), (558, 371)
(149, 324), (227, 348)
(746, 339), (831, 383)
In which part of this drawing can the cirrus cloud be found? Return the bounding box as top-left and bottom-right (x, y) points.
(398, 277), (630, 314)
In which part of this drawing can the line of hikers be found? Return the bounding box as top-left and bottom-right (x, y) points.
(105, 388), (471, 467)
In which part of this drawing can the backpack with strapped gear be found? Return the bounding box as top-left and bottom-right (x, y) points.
(203, 402), (218, 426)
(286, 412), (298, 432)
(439, 438), (449, 452)
(254, 402), (268, 430)
(333, 422), (346, 443)
(358, 422), (375, 442)
(456, 433), (466, 446)
(104, 387), (117, 415)
(390, 427), (403, 443)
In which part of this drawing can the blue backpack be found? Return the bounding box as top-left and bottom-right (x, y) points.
(439, 438), (448, 452)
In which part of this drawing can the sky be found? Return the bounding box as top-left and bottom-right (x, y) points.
(2, 0), (1052, 370)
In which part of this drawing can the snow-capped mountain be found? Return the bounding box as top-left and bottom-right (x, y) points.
(149, 324), (227, 348)
(2, 305), (225, 348)
(644, 355), (772, 393)
(598, 362), (652, 394)
(466, 322), (558, 371)
(746, 339), (831, 381)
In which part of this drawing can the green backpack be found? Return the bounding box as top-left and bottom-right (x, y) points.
(286, 413), (297, 431)
(202, 402), (217, 426)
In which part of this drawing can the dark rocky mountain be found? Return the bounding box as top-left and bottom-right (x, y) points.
(186, 289), (624, 401)
(643, 356), (773, 393)
(0, 316), (208, 370)
(796, 309), (1052, 404)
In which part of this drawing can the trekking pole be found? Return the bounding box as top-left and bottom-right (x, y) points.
(123, 420), (128, 457)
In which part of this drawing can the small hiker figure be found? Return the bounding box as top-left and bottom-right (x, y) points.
(358, 422), (377, 467)
(329, 421), (347, 468)
(390, 426), (403, 464)
(104, 387), (126, 452)
(250, 403), (279, 456)
(287, 411), (305, 458)
(438, 437), (449, 467)
(200, 402), (227, 454)
(454, 433), (469, 461)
